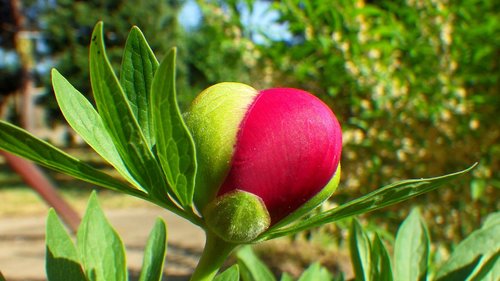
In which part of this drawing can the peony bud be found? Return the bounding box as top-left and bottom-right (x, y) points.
(185, 83), (342, 242)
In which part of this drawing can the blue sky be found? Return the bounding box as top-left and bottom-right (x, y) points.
(179, 0), (292, 44)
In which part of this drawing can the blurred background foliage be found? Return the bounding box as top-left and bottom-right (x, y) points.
(1, 0), (498, 249)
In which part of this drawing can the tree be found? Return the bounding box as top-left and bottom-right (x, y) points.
(24, 0), (188, 115)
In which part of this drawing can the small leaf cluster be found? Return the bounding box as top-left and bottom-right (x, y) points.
(46, 192), (167, 281)
(1, 22), (201, 226)
(235, 210), (500, 281)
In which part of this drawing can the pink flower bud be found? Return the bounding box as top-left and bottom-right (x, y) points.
(185, 83), (342, 242)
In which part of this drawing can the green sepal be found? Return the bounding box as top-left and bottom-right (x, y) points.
(184, 82), (259, 211)
(203, 190), (271, 243)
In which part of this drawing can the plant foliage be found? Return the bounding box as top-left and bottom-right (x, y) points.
(237, 210), (500, 281)
(0, 21), (481, 281)
(45, 193), (167, 281)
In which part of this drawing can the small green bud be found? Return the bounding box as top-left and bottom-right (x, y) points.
(203, 190), (271, 243)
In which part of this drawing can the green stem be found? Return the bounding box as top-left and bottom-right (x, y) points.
(190, 231), (237, 281)
(157, 200), (203, 226)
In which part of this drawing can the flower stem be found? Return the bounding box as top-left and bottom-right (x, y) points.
(190, 231), (237, 281)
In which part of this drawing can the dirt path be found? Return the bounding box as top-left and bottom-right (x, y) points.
(0, 208), (205, 281)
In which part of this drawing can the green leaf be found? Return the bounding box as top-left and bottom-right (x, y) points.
(120, 26), (159, 148)
(0, 121), (144, 197)
(482, 212), (500, 229)
(151, 48), (197, 207)
(0, 271), (5, 281)
(280, 273), (294, 281)
(371, 234), (393, 281)
(237, 246), (276, 281)
(435, 212), (500, 281)
(298, 263), (332, 281)
(52, 69), (140, 189)
(260, 164), (476, 240)
(350, 218), (371, 281)
(214, 265), (240, 281)
(394, 209), (429, 281)
(77, 192), (127, 281)
(89, 22), (166, 196)
(468, 252), (500, 281)
(46, 209), (87, 281)
(139, 218), (167, 281)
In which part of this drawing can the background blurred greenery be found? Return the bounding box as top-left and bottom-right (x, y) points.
(1, 0), (498, 249)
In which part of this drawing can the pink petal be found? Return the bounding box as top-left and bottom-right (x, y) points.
(218, 88), (342, 223)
